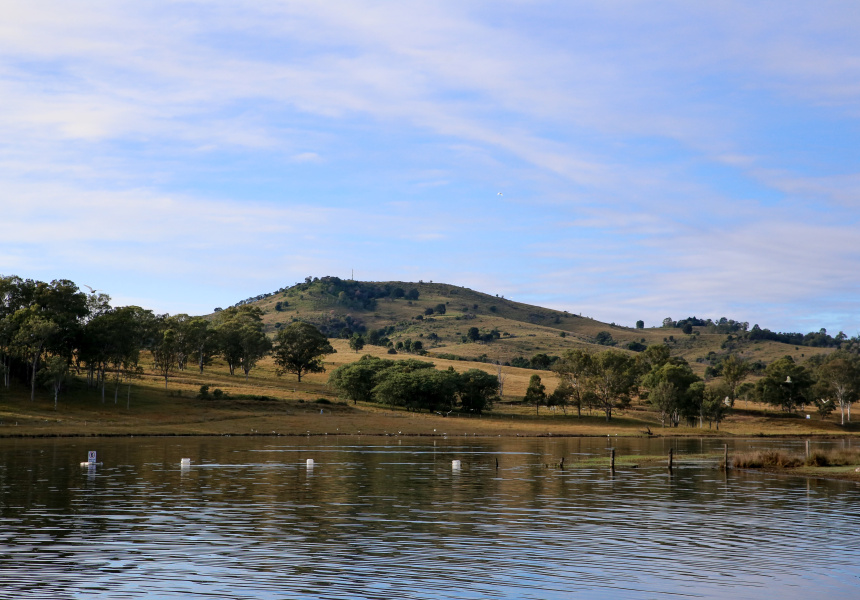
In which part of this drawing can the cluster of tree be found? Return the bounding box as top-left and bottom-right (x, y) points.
(538, 345), (860, 427)
(662, 316), (749, 334)
(661, 315), (855, 349)
(509, 353), (561, 370)
(328, 355), (499, 414)
(309, 312), (366, 338)
(752, 351), (860, 425)
(744, 325), (845, 348)
(292, 276), (419, 310)
(522, 346), (735, 426)
(463, 326), (500, 344)
(594, 331), (615, 346)
(424, 303), (447, 316)
(0, 276), (339, 408)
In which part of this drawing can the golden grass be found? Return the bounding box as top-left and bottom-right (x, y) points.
(0, 337), (853, 439)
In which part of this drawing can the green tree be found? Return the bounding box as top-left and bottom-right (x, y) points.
(467, 327), (480, 342)
(12, 310), (59, 401)
(329, 355), (395, 404)
(754, 356), (813, 412)
(349, 334), (366, 353)
(237, 322), (272, 380)
(41, 355), (68, 410)
(547, 381), (572, 415)
(273, 322), (335, 382)
(554, 349), (593, 417)
(216, 306), (265, 376)
(642, 360), (700, 427)
(530, 353), (552, 370)
(151, 325), (178, 389)
(702, 381), (731, 430)
(524, 374), (546, 415)
(590, 350), (637, 421)
(459, 368), (499, 414)
(595, 331), (615, 346)
(721, 354), (750, 406)
(372, 366), (459, 413)
(814, 351), (860, 425)
(185, 317), (217, 374)
(636, 320), (645, 329)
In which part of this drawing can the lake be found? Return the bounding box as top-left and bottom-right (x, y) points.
(1, 436), (858, 599)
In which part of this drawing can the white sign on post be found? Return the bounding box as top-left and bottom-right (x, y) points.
(88, 451), (97, 464)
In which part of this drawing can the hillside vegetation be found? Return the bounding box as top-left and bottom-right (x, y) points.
(229, 276), (835, 376)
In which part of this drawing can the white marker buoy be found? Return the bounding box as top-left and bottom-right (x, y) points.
(306, 458), (314, 468)
(180, 458), (191, 467)
(80, 450), (103, 467)
(452, 460), (461, 470)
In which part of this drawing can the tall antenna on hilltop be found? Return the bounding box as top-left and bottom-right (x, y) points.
(351, 268), (354, 281)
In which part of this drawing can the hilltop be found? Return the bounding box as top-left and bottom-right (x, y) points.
(217, 276), (834, 376)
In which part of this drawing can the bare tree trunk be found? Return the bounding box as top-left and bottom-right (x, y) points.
(30, 354), (38, 402)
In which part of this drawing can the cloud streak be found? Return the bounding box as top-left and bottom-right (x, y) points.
(1, 1), (859, 331)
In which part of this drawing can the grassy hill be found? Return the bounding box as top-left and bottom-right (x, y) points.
(225, 276), (832, 376)
(0, 276), (848, 439)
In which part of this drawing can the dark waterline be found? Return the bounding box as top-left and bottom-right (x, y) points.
(1, 436), (858, 599)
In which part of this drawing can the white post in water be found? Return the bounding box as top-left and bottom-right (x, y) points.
(452, 460), (461, 470)
(180, 458), (191, 467)
(81, 451), (100, 467)
(306, 458), (314, 469)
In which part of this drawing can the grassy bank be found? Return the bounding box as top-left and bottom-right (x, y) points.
(730, 448), (860, 482)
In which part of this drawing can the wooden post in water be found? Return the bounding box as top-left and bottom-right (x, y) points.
(559, 457), (565, 469)
(724, 444), (729, 471)
(495, 457), (499, 470)
(806, 440), (810, 458)
(668, 448), (674, 472)
(610, 448), (616, 472)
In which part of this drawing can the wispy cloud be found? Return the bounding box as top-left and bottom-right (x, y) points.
(1, 1), (859, 330)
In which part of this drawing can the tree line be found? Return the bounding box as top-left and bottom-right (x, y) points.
(0, 276), (336, 408)
(521, 345), (860, 427)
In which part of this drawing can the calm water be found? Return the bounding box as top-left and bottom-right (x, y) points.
(1, 436), (858, 599)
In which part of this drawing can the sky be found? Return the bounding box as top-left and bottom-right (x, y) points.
(1, 1), (859, 334)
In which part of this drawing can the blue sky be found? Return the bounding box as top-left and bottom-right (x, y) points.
(1, 1), (859, 334)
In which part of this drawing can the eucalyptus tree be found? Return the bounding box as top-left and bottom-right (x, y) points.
(12, 309), (59, 401)
(42, 355), (69, 410)
(185, 317), (217, 374)
(814, 351), (860, 425)
(524, 374), (546, 415)
(273, 321), (335, 382)
(721, 354), (750, 406)
(107, 306), (154, 405)
(642, 359), (700, 427)
(755, 356), (813, 412)
(151, 320), (178, 389)
(554, 349), (594, 417)
(702, 381), (731, 430)
(216, 306), (267, 377)
(589, 350), (638, 421)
